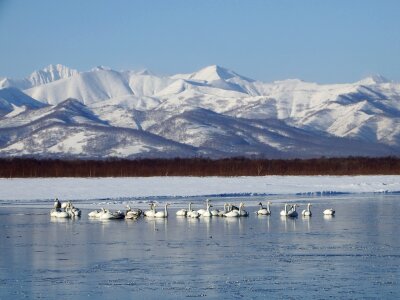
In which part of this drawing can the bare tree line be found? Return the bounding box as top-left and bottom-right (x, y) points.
(0, 157), (399, 177)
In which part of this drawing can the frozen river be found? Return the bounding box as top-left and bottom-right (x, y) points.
(1, 194), (400, 299)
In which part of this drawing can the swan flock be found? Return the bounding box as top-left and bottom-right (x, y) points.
(50, 199), (335, 220)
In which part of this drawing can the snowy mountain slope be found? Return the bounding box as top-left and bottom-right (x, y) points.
(0, 88), (48, 117)
(0, 64), (399, 158)
(0, 99), (197, 158)
(25, 68), (134, 105)
(145, 107), (394, 158)
(0, 64), (78, 90)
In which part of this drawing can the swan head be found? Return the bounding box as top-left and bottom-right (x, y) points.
(267, 201), (272, 205)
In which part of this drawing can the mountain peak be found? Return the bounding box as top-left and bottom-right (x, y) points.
(28, 64), (79, 86)
(357, 74), (390, 85)
(189, 65), (254, 82)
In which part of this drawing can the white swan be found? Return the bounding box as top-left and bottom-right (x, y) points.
(187, 202), (200, 218)
(323, 208), (335, 216)
(302, 203), (312, 217)
(197, 199), (210, 216)
(50, 209), (70, 218)
(256, 201), (271, 215)
(176, 206), (187, 217)
(280, 204), (298, 217)
(239, 202), (249, 217)
(88, 208), (105, 218)
(223, 203), (242, 218)
(100, 209), (124, 220)
(202, 203), (213, 218)
(144, 203), (157, 217)
(155, 203), (170, 218)
(125, 205), (142, 219)
(223, 209), (240, 218)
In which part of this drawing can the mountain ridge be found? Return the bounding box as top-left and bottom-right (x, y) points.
(0, 64), (399, 159)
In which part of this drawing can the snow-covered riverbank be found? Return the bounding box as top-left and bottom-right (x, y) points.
(0, 176), (399, 202)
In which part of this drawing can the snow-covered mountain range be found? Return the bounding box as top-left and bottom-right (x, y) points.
(0, 64), (399, 158)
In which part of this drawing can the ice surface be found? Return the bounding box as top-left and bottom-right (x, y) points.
(0, 176), (399, 203)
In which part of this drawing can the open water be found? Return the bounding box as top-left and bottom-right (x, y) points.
(1, 194), (399, 299)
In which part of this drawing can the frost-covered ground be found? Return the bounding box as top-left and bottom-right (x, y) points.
(0, 175), (399, 202)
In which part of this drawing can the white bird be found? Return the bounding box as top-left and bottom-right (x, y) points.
(100, 209), (124, 220)
(239, 202), (249, 217)
(88, 208), (104, 218)
(187, 202), (200, 218)
(155, 203), (170, 218)
(125, 205), (142, 219)
(197, 199), (210, 216)
(144, 203), (157, 217)
(176, 206), (187, 217)
(280, 204), (289, 216)
(302, 203), (312, 217)
(50, 209), (70, 218)
(323, 208), (335, 216)
(223, 209), (240, 218)
(204, 199), (220, 216)
(223, 203), (243, 218)
(280, 203), (298, 217)
(256, 201), (271, 215)
(202, 203), (213, 218)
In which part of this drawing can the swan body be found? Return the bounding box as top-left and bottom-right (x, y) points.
(280, 204), (289, 216)
(155, 203), (169, 218)
(125, 206), (142, 219)
(197, 209), (206, 215)
(176, 208), (187, 216)
(223, 210), (240, 217)
(239, 202), (249, 217)
(88, 208), (105, 218)
(223, 203), (241, 217)
(302, 203), (312, 217)
(100, 209), (124, 220)
(256, 202), (271, 215)
(323, 208), (335, 216)
(281, 204), (298, 217)
(202, 203), (213, 217)
(189, 210), (200, 218)
(210, 209), (220, 216)
(68, 207), (81, 217)
(144, 203), (157, 217)
(50, 209), (70, 218)
(197, 199), (212, 215)
(187, 202), (200, 218)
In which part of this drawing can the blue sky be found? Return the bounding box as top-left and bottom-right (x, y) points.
(0, 0), (399, 83)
